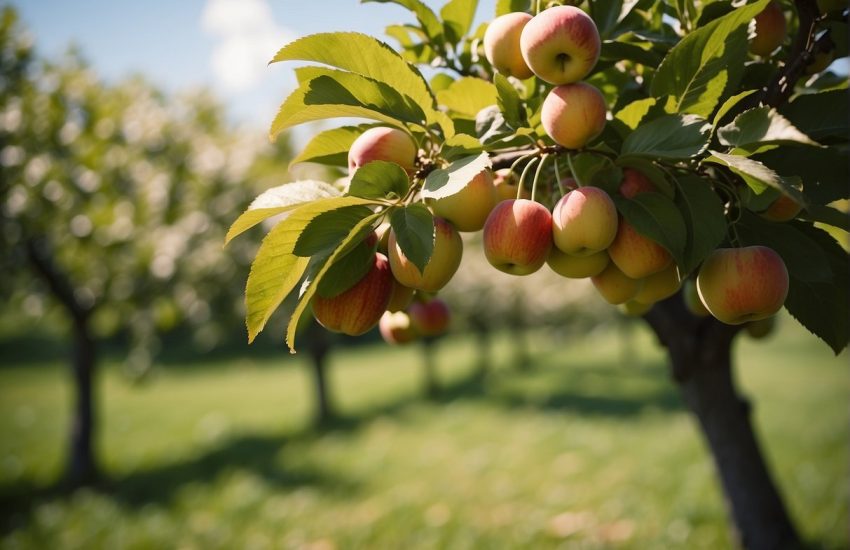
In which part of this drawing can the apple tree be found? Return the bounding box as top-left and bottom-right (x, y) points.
(228, 0), (849, 547)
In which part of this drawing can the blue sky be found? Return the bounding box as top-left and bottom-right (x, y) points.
(14, 1), (490, 129)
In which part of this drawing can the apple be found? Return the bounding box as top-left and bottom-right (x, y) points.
(375, 222), (392, 254)
(696, 246), (789, 325)
(591, 261), (643, 305)
(541, 82), (607, 149)
(348, 127), (418, 174)
(552, 186), (618, 256)
(632, 264), (682, 305)
(607, 219), (672, 279)
(427, 169), (498, 232)
(759, 194), (803, 222)
(493, 168), (530, 201)
(379, 311), (417, 344)
(520, 5), (601, 85)
(483, 199), (553, 275)
(805, 49), (835, 75)
(389, 216), (463, 292)
(682, 278), (710, 317)
(312, 253), (394, 335)
(618, 168), (655, 199)
(749, 1), (786, 57)
(483, 12), (535, 80)
(407, 298), (451, 337)
(621, 300), (652, 317)
(547, 246), (609, 278)
(746, 316), (777, 339)
(386, 278), (416, 312)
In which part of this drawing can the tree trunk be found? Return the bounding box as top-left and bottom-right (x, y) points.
(645, 295), (801, 550)
(305, 321), (333, 426)
(25, 238), (99, 487)
(421, 336), (440, 398)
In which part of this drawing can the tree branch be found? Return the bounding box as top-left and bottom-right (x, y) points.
(25, 237), (93, 324)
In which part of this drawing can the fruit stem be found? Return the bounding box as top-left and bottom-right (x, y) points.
(553, 155), (566, 196)
(531, 154), (548, 203)
(518, 156), (540, 200)
(566, 153), (583, 187)
(535, 0), (541, 15)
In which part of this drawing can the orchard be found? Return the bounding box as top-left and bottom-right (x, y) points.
(225, 0), (850, 548)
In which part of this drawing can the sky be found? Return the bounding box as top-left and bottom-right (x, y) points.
(13, 0), (489, 131)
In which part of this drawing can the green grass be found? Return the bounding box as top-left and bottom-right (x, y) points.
(0, 316), (846, 549)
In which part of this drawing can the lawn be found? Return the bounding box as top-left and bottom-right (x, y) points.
(0, 316), (847, 549)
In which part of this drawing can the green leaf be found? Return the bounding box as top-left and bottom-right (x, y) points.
(422, 152), (492, 200)
(717, 107), (819, 148)
(362, 0), (444, 44)
(286, 212), (383, 352)
(614, 157), (675, 198)
(348, 160), (410, 199)
(440, 133), (484, 161)
(436, 77), (498, 118)
(621, 114), (710, 159)
(754, 147), (850, 205)
(496, 0), (530, 16)
(315, 237), (378, 299)
(673, 175), (727, 273)
(225, 181), (341, 245)
(800, 204), (850, 233)
(600, 40), (663, 68)
(651, 0), (769, 117)
(614, 97), (658, 131)
(568, 153), (622, 195)
(494, 73), (525, 128)
(615, 192), (687, 268)
(441, 0), (478, 42)
(294, 205), (376, 257)
(389, 204), (435, 273)
(704, 151), (805, 202)
(712, 89), (757, 127)
(780, 89), (850, 141)
(292, 125), (375, 166)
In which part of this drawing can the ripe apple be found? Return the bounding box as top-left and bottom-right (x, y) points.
(541, 82), (607, 149)
(389, 217), (463, 292)
(749, 1), (786, 57)
(520, 5), (601, 85)
(745, 316), (777, 339)
(552, 186), (618, 256)
(547, 246), (609, 278)
(407, 298), (451, 337)
(618, 168), (655, 199)
(379, 311), (417, 344)
(759, 194), (803, 222)
(483, 199), (553, 275)
(621, 300), (652, 317)
(483, 12), (535, 80)
(386, 278), (415, 312)
(632, 264), (682, 305)
(682, 278), (710, 317)
(348, 127), (418, 174)
(493, 168), (530, 201)
(608, 219), (672, 279)
(696, 246), (789, 325)
(427, 169), (498, 232)
(312, 253), (394, 335)
(591, 261), (643, 305)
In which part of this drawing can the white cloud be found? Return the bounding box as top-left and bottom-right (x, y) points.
(201, 0), (294, 93)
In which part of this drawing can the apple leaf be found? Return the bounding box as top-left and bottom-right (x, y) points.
(294, 205), (377, 257)
(436, 76), (498, 119)
(704, 151), (806, 204)
(495, 0), (530, 16)
(754, 146), (850, 205)
(799, 204), (850, 233)
(712, 89), (758, 128)
(348, 161), (410, 200)
(621, 114), (710, 160)
(494, 73), (525, 129)
(614, 157), (676, 198)
(651, 0), (769, 117)
(780, 89), (849, 142)
(225, 181), (341, 245)
(441, 133), (484, 162)
(717, 107), (820, 148)
(314, 236), (379, 299)
(422, 152), (492, 200)
(389, 203), (434, 274)
(614, 97), (658, 131)
(292, 125), (377, 166)
(362, 0), (444, 44)
(569, 153), (622, 195)
(286, 212), (384, 352)
(673, 175), (727, 274)
(615, 192), (687, 268)
(440, 0), (478, 43)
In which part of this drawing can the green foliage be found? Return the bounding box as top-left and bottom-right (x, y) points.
(389, 203), (435, 273)
(615, 193), (688, 268)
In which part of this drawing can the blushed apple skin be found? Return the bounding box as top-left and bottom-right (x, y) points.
(541, 82), (607, 149)
(484, 12), (535, 80)
(633, 263), (682, 305)
(483, 199), (553, 275)
(312, 253), (394, 335)
(552, 186), (618, 256)
(348, 127), (417, 174)
(608, 219), (672, 279)
(520, 5), (601, 85)
(389, 217), (463, 292)
(749, 1), (786, 57)
(547, 247), (609, 278)
(696, 246), (789, 325)
(379, 311), (417, 344)
(618, 168), (655, 198)
(407, 298), (451, 337)
(759, 194), (802, 222)
(591, 261), (643, 305)
(427, 169), (498, 232)
(493, 168), (530, 201)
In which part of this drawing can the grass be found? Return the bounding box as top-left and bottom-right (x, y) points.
(0, 316), (846, 549)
